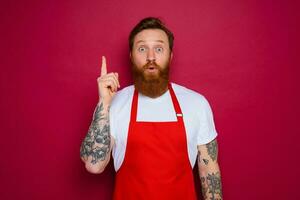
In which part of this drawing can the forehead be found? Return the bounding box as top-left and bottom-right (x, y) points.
(133, 29), (169, 45)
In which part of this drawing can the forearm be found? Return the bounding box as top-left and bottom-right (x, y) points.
(80, 99), (111, 173)
(199, 163), (223, 200)
(197, 139), (223, 200)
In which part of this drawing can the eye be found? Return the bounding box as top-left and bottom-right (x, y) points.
(138, 47), (146, 52)
(155, 47), (163, 53)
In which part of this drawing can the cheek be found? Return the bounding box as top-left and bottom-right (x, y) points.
(157, 53), (170, 64)
(132, 53), (146, 65)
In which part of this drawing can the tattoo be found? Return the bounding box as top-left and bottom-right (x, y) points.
(201, 172), (223, 200)
(206, 139), (218, 161)
(80, 102), (111, 164)
(207, 172), (223, 200)
(201, 176), (208, 199)
(197, 150), (209, 165)
(203, 158), (209, 165)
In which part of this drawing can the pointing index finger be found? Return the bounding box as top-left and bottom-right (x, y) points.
(101, 56), (107, 76)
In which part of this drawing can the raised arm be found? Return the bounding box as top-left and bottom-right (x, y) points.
(80, 56), (120, 174)
(197, 138), (223, 200)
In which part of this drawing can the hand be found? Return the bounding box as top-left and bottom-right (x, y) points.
(97, 56), (120, 104)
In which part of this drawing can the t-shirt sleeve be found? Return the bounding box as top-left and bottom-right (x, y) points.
(196, 96), (218, 145)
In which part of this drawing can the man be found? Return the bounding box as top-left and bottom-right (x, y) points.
(80, 17), (223, 200)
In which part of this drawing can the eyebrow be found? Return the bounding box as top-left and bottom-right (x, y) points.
(136, 40), (165, 44)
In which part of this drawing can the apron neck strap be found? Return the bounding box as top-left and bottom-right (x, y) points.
(168, 83), (183, 118)
(130, 88), (139, 122)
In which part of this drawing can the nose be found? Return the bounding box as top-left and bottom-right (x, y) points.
(146, 49), (156, 62)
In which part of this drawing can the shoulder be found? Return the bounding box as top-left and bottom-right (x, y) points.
(171, 82), (214, 116)
(171, 82), (208, 105)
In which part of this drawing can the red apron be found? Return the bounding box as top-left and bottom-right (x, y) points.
(113, 84), (197, 200)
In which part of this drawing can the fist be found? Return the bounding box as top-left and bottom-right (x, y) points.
(97, 56), (120, 104)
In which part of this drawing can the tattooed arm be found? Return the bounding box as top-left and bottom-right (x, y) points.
(80, 100), (115, 174)
(80, 56), (119, 174)
(197, 138), (223, 200)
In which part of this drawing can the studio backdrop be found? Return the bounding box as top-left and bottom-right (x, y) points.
(1, 0), (299, 199)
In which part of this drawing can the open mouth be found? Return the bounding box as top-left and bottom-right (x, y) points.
(145, 65), (158, 72)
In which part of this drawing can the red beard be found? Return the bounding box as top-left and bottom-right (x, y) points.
(131, 59), (170, 98)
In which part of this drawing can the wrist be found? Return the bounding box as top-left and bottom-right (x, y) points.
(98, 98), (112, 108)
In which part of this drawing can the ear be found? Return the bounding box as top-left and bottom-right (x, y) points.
(170, 52), (173, 61)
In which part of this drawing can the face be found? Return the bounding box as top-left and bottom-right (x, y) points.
(130, 29), (173, 98)
(131, 29), (172, 77)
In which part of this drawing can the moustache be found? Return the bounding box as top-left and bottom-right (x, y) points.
(143, 60), (160, 70)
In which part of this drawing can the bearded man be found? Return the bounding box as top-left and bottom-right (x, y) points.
(80, 17), (223, 200)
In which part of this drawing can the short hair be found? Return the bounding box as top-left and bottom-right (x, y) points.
(129, 17), (174, 52)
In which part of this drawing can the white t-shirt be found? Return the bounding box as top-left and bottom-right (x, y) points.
(109, 82), (218, 171)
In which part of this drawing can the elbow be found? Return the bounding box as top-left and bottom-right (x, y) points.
(85, 162), (106, 174)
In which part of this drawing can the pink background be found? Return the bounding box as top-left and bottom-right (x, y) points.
(1, 0), (299, 199)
